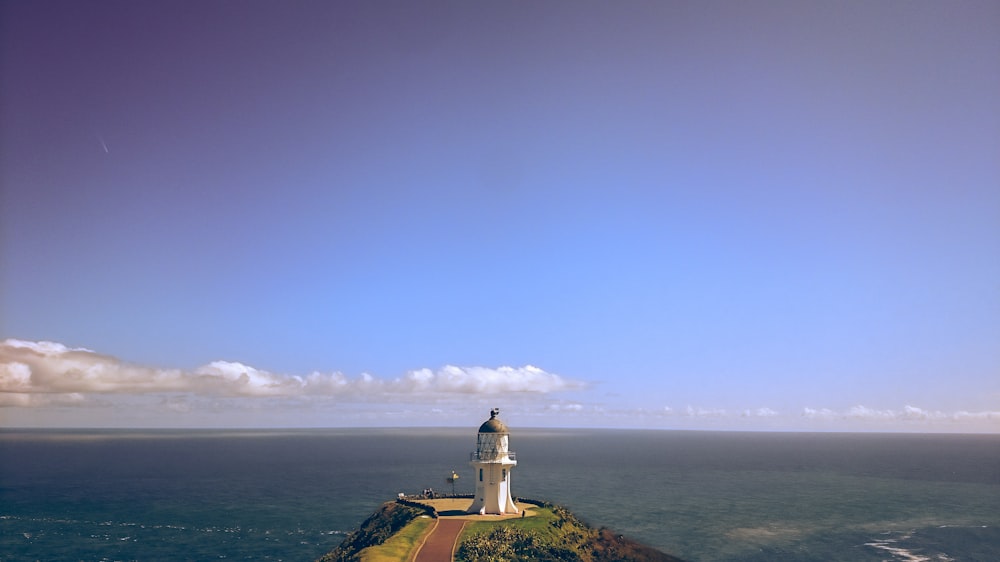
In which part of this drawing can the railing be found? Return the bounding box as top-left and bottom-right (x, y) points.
(469, 451), (516, 461)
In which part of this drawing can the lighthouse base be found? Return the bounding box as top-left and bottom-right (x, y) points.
(468, 461), (518, 515)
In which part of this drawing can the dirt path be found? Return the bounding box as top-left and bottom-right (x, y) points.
(413, 518), (466, 562)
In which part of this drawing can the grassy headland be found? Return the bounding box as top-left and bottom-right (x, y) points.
(317, 499), (683, 562)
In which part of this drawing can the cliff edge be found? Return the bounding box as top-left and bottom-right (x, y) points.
(319, 501), (428, 562)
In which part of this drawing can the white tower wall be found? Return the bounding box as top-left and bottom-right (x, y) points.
(468, 409), (518, 515)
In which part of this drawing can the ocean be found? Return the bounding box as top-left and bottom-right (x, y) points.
(1, 428), (998, 561)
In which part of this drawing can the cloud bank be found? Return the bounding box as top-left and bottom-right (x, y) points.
(3, 340), (996, 432)
(528, 402), (1000, 432)
(0, 339), (582, 407)
(802, 405), (1000, 424)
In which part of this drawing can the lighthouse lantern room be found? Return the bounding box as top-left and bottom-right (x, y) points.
(468, 408), (518, 515)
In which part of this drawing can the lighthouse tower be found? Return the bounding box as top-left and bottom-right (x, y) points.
(468, 408), (519, 515)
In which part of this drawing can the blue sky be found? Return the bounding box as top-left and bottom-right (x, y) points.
(2, 1), (998, 431)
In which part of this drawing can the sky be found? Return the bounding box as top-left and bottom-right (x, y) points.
(1, 0), (998, 431)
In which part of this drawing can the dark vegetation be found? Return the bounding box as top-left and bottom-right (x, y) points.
(317, 501), (425, 562)
(457, 503), (683, 562)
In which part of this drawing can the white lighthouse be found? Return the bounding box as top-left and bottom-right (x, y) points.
(468, 408), (519, 515)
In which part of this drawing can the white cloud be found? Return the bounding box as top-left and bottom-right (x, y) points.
(4, 340), (94, 355)
(193, 361), (305, 396)
(953, 410), (1000, 421)
(0, 391), (91, 408)
(411, 365), (575, 394)
(802, 407), (838, 419)
(588, 403), (998, 431)
(899, 405), (949, 421)
(742, 407), (780, 417)
(802, 404), (1000, 426)
(685, 405), (727, 417)
(4, 340), (996, 432)
(546, 402), (584, 412)
(0, 339), (583, 407)
(846, 405), (896, 420)
(0, 361), (32, 390)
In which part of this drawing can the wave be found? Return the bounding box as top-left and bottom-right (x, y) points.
(863, 529), (968, 562)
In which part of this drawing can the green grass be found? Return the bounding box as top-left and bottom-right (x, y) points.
(454, 505), (668, 562)
(358, 516), (435, 562)
(463, 506), (568, 540)
(456, 506), (582, 561)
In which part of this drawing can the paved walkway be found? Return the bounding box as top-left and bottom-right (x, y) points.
(409, 499), (536, 561)
(413, 518), (466, 562)
(413, 498), (533, 520)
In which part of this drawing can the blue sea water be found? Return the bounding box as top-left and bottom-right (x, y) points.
(1, 428), (998, 561)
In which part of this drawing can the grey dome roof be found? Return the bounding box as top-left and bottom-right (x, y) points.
(478, 408), (509, 433)
(478, 417), (509, 433)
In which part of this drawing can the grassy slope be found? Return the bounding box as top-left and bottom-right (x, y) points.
(456, 505), (683, 562)
(359, 516), (434, 562)
(317, 502), (426, 562)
